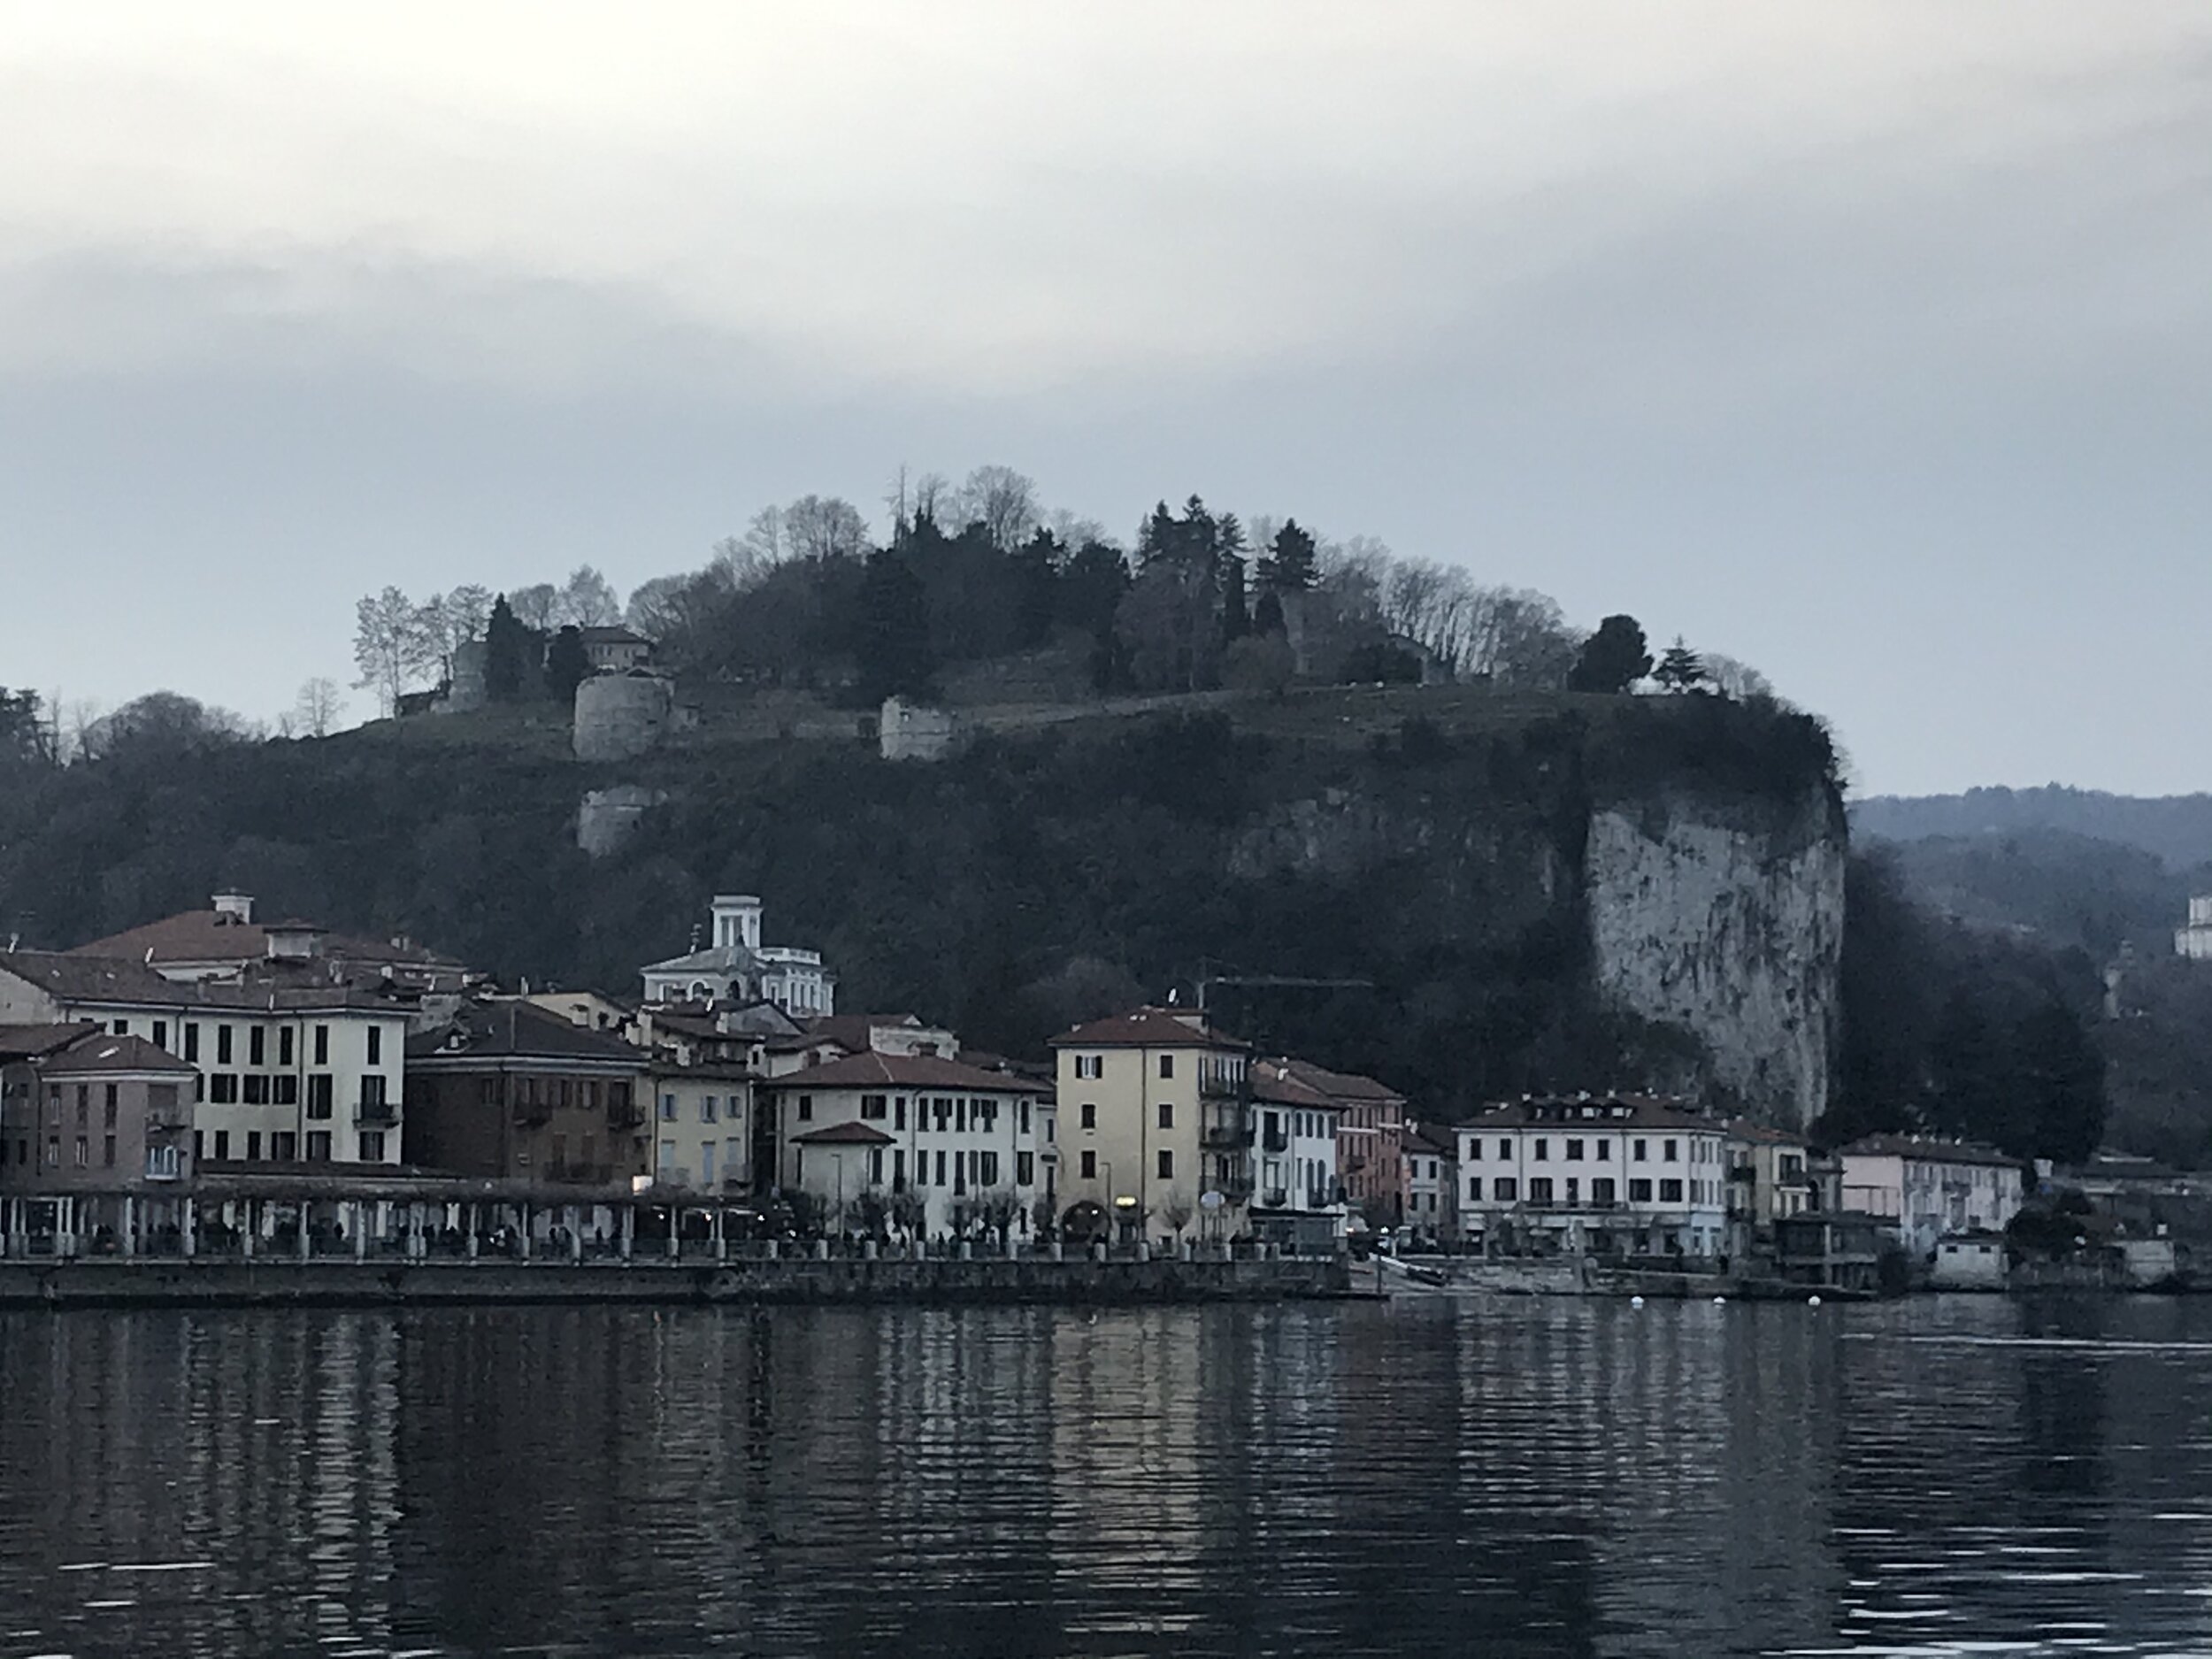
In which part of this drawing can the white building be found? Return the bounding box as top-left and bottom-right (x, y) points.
(1455, 1095), (1732, 1259)
(1247, 1058), (1345, 1250)
(761, 1050), (1045, 1239)
(0, 952), (409, 1167)
(2177, 895), (2212, 960)
(640, 895), (836, 1018)
(1838, 1133), (2023, 1260)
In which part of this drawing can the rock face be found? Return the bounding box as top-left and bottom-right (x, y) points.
(577, 785), (668, 856)
(1583, 787), (1846, 1130)
(574, 674), (673, 762)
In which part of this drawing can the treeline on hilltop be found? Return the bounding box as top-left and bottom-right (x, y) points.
(339, 464), (1780, 719)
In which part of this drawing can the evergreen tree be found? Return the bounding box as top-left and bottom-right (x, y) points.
(856, 549), (935, 703)
(1653, 636), (1708, 694)
(545, 625), (591, 705)
(484, 594), (530, 703)
(2014, 1000), (2108, 1164)
(1253, 588), (1286, 636)
(1266, 519), (1318, 592)
(1567, 615), (1652, 694)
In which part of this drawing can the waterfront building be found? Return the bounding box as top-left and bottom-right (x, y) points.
(639, 895), (836, 1018)
(1455, 1095), (1732, 1259)
(1246, 1058), (1346, 1253)
(646, 1061), (755, 1197)
(1285, 1060), (1406, 1225)
(760, 1050), (1045, 1238)
(1049, 1008), (1250, 1244)
(1402, 1121), (1458, 1246)
(68, 890), (468, 995)
(1930, 1230), (2008, 1289)
(1722, 1119), (1819, 1254)
(0, 1024), (197, 1193)
(0, 952), (411, 1168)
(403, 1001), (651, 1193)
(1837, 1133), (2023, 1260)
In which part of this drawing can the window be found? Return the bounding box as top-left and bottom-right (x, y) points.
(213, 1131), (230, 1160)
(1632, 1138), (1648, 1161)
(112, 1018), (128, 1035)
(1494, 1177), (1517, 1202)
(104, 1085), (118, 1127)
(703, 1094), (720, 1123)
(864, 1146), (879, 1185)
(217, 1025), (234, 1064)
(1018, 1150), (1033, 1186)
(1533, 1138), (1548, 1161)
(274, 1075), (298, 1107)
(860, 1094), (887, 1121)
(358, 1130), (386, 1163)
(307, 1074), (333, 1118)
(73, 1136), (88, 1167)
(1080, 1102), (1096, 1130)
(1080, 1149), (1097, 1179)
(245, 1132), (262, 1162)
(209, 1073), (239, 1104)
(659, 1138), (677, 1172)
(796, 1095), (813, 1122)
(152, 1019), (167, 1049)
(1596, 1141), (1610, 1161)
(1074, 1055), (1102, 1079)
(103, 1135), (115, 1167)
(1158, 1102), (1173, 1129)
(1159, 1054), (1174, 1079)
(250, 1025), (265, 1067)
(1629, 1178), (1652, 1202)
(272, 1132), (297, 1162)
(45, 1137), (58, 1170)
(1663, 1139), (1679, 1162)
(660, 1093), (679, 1121)
(1468, 1176), (1483, 1202)
(979, 1151), (1000, 1187)
(1528, 1177), (1553, 1203)
(1660, 1179), (1684, 1203)
(279, 1025), (294, 1066)
(184, 1023), (200, 1062)
(1566, 1139), (1585, 1161)
(243, 1075), (270, 1106)
(306, 1131), (331, 1161)
(366, 1025), (381, 1065)
(1019, 1101), (1031, 1135)
(1157, 1149), (1174, 1179)
(313, 1025), (329, 1066)
(895, 1096), (907, 1130)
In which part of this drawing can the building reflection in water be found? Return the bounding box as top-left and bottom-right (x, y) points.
(6, 1297), (2212, 1656)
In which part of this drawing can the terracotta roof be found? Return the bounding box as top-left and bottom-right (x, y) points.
(42, 1034), (196, 1076)
(1250, 1058), (1338, 1110)
(1725, 1118), (1808, 1148)
(792, 1120), (895, 1146)
(1464, 1094), (1720, 1132)
(764, 1051), (1041, 1094)
(803, 1013), (940, 1055)
(69, 910), (459, 970)
(1049, 1007), (1247, 1051)
(0, 1022), (99, 1063)
(1839, 1133), (2020, 1170)
(580, 625), (651, 646)
(1405, 1122), (1458, 1156)
(408, 1001), (649, 1066)
(1285, 1059), (1403, 1104)
(0, 952), (407, 1013)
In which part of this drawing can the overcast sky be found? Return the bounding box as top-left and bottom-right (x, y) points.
(4, 3), (2208, 796)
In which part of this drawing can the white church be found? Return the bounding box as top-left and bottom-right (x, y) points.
(640, 895), (837, 1017)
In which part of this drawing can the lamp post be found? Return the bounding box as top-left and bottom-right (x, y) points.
(1114, 1193), (1139, 1252)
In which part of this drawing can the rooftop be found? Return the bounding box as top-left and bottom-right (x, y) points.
(1050, 1007), (1248, 1051)
(409, 1001), (649, 1066)
(42, 1034), (197, 1077)
(764, 1050), (1041, 1094)
(1463, 1094), (1722, 1132)
(69, 898), (460, 972)
(0, 952), (406, 1013)
(791, 1120), (896, 1146)
(1839, 1133), (2020, 1170)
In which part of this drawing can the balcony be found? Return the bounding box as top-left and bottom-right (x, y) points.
(1259, 1187), (1288, 1209)
(1261, 1129), (1289, 1154)
(354, 1100), (398, 1125)
(1200, 1115), (1249, 1150)
(606, 1103), (648, 1131)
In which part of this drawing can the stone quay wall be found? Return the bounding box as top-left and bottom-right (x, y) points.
(0, 1255), (1352, 1311)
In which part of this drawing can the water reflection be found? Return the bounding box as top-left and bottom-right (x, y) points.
(4, 1296), (2212, 1655)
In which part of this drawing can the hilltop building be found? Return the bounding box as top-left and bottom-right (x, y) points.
(2177, 895), (2212, 961)
(639, 895), (835, 1018)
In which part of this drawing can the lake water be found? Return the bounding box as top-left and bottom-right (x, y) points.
(4, 1294), (2212, 1656)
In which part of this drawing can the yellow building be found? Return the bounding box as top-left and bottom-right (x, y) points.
(1048, 1008), (1248, 1243)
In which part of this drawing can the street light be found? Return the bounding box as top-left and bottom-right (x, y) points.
(1114, 1193), (1139, 1248)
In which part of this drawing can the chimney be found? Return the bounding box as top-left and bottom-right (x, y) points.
(211, 892), (254, 925)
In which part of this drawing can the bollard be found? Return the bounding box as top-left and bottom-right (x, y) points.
(1180, 1240), (1194, 1263)
(353, 1203), (368, 1262)
(1049, 1240), (1063, 1263)
(813, 1239), (829, 1262)
(863, 1239), (878, 1261)
(958, 1240), (972, 1262)
(1135, 1240), (1150, 1263)
(1091, 1241), (1107, 1264)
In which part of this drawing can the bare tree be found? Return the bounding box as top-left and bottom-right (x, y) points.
(294, 678), (345, 737)
(1701, 652), (1776, 702)
(911, 472), (950, 525)
(738, 505), (787, 569)
(508, 583), (560, 632)
(352, 587), (436, 717)
(557, 565), (622, 627)
(951, 465), (1041, 551)
(782, 495), (871, 562)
